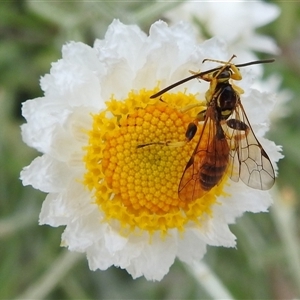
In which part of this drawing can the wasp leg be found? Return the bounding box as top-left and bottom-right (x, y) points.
(202, 54), (236, 66)
(180, 103), (206, 113)
(137, 105), (207, 148)
(189, 69), (201, 75)
(228, 63), (242, 81)
(226, 119), (250, 148)
(137, 140), (187, 148)
(231, 83), (244, 95)
(227, 119), (248, 131)
(137, 122), (197, 149)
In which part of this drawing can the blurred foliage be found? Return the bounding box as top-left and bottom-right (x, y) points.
(0, 1), (300, 299)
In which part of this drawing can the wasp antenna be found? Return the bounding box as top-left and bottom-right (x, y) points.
(236, 58), (275, 68)
(150, 57), (275, 99)
(150, 72), (203, 98)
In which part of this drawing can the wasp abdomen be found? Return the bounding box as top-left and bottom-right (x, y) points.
(199, 133), (229, 191)
(200, 162), (228, 190)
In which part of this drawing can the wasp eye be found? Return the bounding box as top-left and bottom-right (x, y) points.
(218, 70), (230, 79)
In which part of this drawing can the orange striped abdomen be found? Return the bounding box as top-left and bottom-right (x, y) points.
(199, 135), (229, 191)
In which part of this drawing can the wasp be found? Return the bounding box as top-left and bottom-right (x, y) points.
(147, 55), (275, 202)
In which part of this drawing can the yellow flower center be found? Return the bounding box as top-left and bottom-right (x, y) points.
(83, 89), (227, 235)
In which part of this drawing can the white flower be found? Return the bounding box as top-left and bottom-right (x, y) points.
(20, 20), (282, 281)
(253, 74), (293, 120)
(165, 1), (280, 62)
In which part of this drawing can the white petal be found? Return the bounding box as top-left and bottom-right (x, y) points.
(246, 34), (280, 55)
(39, 181), (95, 226)
(196, 216), (237, 248)
(20, 155), (72, 193)
(165, 1), (280, 57)
(125, 232), (177, 281)
(62, 209), (104, 252)
(21, 97), (70, 153)
(177, 229), (207, 264)
(217, 184), (273, 224)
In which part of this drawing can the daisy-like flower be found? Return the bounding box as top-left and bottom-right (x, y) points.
(165, 1), (280, 63)
(20, 20), (282, 281)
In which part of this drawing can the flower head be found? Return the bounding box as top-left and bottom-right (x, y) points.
(165, 1), (280, 62)
(20, 20), (282, 281)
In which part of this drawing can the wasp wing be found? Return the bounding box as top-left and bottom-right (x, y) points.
(225, 100), (275, 190)
(178, 107), (229, 202)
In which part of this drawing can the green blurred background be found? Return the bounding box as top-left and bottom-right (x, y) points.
(1, 1), (300, 299)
